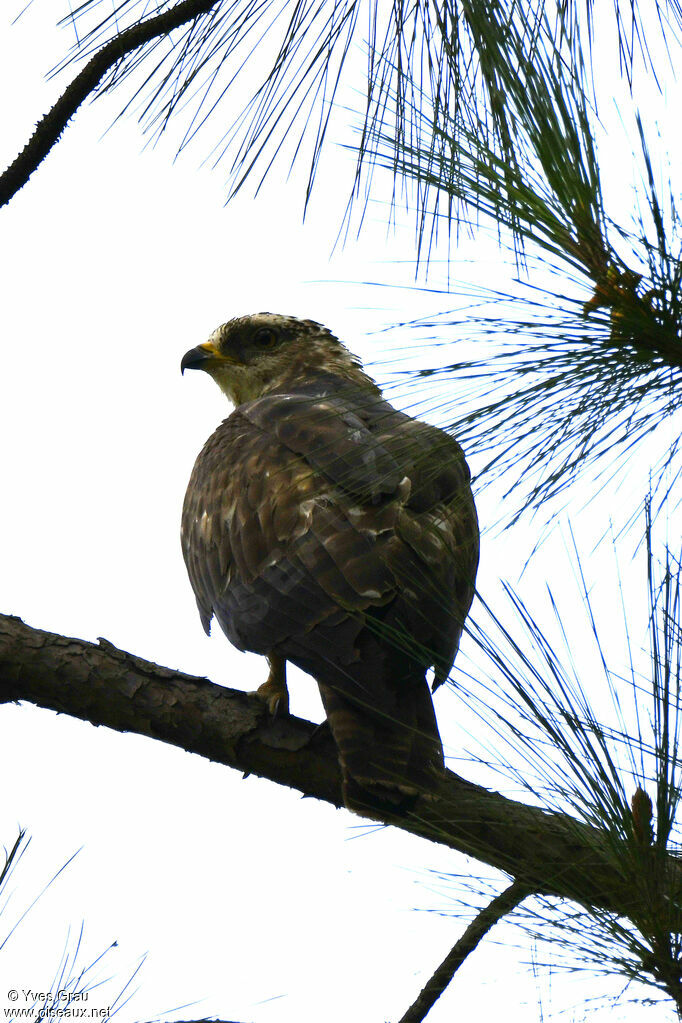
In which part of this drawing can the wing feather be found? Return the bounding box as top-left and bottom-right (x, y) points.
(244, 394), (403, 501)
(181, 387), (478, 679)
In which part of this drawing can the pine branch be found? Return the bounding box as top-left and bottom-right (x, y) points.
(0, 0), (222, 208)
(1, 610), (681, 922)
(397, 880), (530, 1023)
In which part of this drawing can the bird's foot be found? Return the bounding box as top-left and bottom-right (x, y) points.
(250, 655), (289, 717)
(253, 676), (289, 716)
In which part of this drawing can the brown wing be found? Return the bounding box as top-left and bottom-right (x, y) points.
(181, 400), (402, 651)
(182, 391), (476, 661)
(368, 401), (480, 686)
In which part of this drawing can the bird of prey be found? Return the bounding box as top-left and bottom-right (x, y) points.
(181, 313), (479, 813)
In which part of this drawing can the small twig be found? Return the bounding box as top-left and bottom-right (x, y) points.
(397, 880), (531, 1023)
(0, 0), (222, 208)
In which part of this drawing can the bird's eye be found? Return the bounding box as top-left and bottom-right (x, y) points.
(253, 327), (278, 349)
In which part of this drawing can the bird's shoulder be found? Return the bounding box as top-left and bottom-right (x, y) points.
(194, 374), (472, 511)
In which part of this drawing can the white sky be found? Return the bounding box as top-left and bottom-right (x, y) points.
(0, 5), (679, 1023)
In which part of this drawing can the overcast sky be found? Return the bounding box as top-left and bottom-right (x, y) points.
(0, 6), (679, 1023)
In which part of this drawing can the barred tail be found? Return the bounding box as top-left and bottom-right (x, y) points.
(317, 676), (444, 814)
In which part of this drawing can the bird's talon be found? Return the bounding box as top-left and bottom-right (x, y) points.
(248, 655), (289, 717)
(251, 678), (289, 717)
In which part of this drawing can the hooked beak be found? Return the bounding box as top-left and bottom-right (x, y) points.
(181, 341), (236, 374)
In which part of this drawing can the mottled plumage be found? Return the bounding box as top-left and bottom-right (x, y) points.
(181, 313), (479, 812)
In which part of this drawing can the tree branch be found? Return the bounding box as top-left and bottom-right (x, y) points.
(1, 611), (680, 923)
(397, 880), (530, 1023)
(0, 0), (222, 208)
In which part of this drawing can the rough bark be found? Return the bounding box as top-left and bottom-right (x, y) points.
(1, 611), (679, 921)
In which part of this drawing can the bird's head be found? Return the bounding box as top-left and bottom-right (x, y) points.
(181, 312), (379, 405)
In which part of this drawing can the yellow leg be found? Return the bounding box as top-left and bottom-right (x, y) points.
(252, 655), (289, 716)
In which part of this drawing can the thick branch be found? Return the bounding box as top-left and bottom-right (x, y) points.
(0, 0), (222, 208)
(0, 611), (679, 921)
